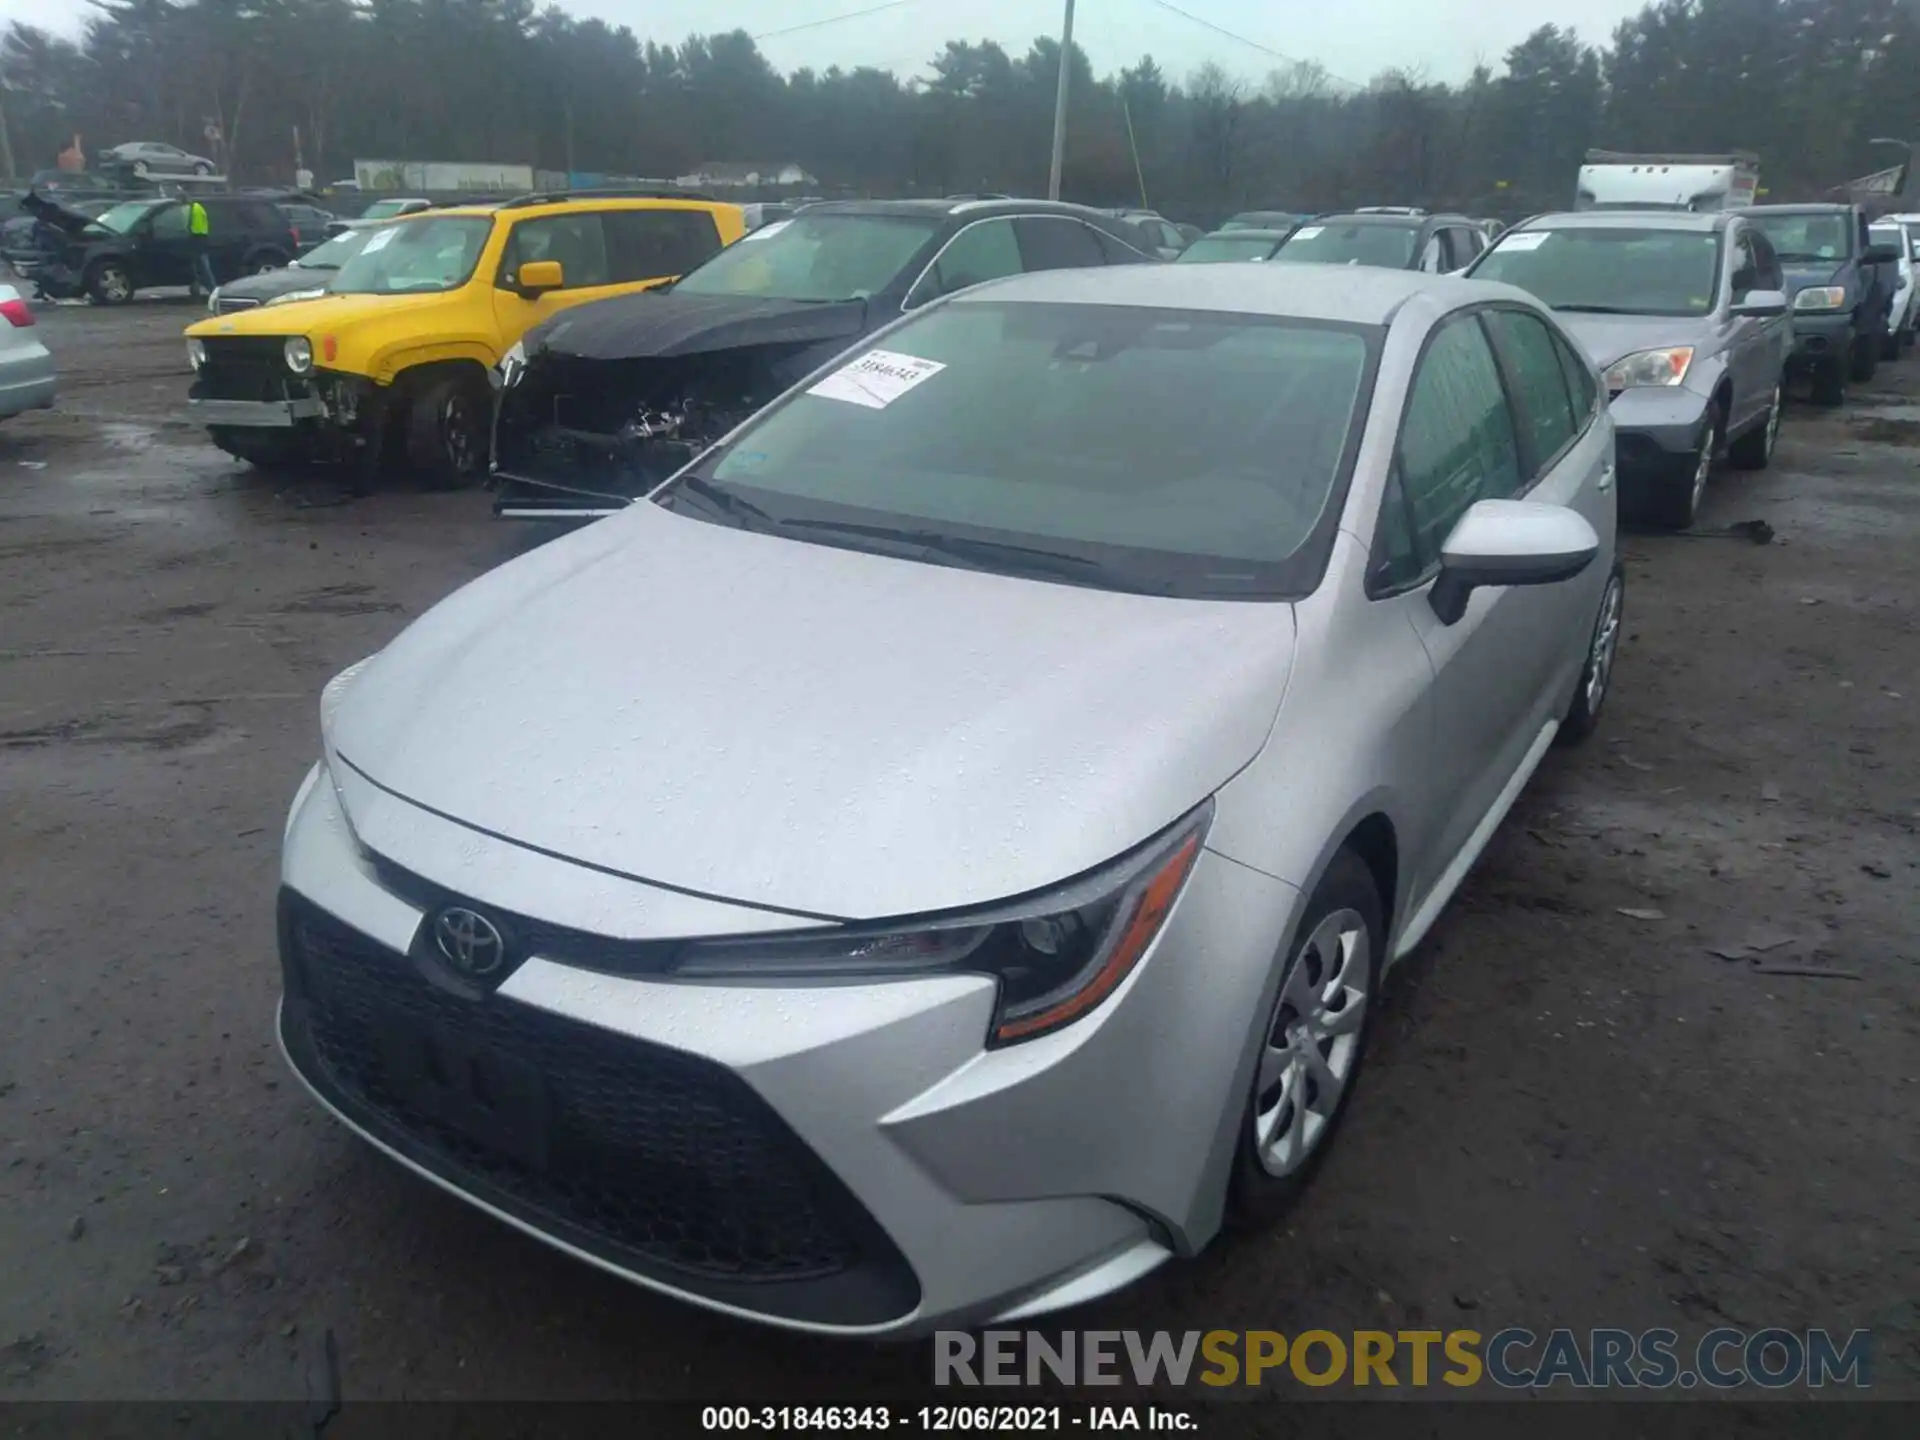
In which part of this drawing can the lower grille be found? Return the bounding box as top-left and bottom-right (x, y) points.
(277, 890), (919, 1325)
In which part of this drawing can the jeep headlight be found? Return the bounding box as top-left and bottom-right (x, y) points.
(1793, 286), (1847, 313)
(1603, 346), (1695, 391)
(284, 336), (314, 374)
(186, 337), (206, 371)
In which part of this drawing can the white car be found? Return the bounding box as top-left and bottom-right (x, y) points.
(0, 284), (56, 420)
(1873, 216), (1920, 357)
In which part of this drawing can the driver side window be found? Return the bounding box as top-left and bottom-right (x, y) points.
(149, 204), (189, 239)
(914, 219), (1022, 305)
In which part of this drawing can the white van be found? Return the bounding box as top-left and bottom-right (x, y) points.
(1575, 151), (1760, 213)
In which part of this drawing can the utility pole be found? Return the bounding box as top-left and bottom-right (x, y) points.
(1047, 0), (1076, 201)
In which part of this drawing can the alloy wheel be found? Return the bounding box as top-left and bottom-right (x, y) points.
(442, 392), (478, 474)
(1765, 386), (1782, 458)
(1253, 909), (1371, 1179)
(1689, 433), (1714, 514)
(1586, 574), (1624, 716)
(101, 267), (132, 302)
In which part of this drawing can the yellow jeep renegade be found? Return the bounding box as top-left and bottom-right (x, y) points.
(182, 191), (746, 487)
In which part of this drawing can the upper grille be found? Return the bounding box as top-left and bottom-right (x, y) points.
(214, 295), (262, 314)
(277, 891), (918, 1325)
(197, 336), (299, 402)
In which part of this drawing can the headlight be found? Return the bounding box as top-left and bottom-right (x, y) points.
(284, 336), (314, 374)
(498, 339), (527, 389)
(319, 654), (379, 740)
(186, 337), (206, 370)
(266, 287), (327, 307)
(1604, 346), (1695, 391)
(674, 803), (1210, 1046)
(1793, 286), (1847, 313)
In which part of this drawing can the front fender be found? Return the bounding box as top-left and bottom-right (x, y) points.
(367, 339), (499, 386)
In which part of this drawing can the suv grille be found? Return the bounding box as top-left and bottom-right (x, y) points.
(198, 336), (299, 402)
(277, 890), (918, 1325)
(213, 295), (262, 314)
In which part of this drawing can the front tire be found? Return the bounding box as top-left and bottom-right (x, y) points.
(405, 373), (489, 489)
(85, 261), (134, 305)
(1559, 564), (1625, 746)
(1728, 382), (1782, 471)
(1811, 356), (1847, 407)
(1654, 411), (1718, 530)
(1228, 849), (1382, 1227)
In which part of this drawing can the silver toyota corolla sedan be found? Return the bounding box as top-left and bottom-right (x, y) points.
(278, 263), (1623, 1337)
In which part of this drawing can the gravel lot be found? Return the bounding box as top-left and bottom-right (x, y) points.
(1, 299), (1916, 1404)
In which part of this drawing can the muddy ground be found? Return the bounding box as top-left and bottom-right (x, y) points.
(0, 299), (1915, 1406)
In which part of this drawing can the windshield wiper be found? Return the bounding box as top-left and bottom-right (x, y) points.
(664, 474), (779, 529)
(774, 517), (1135, 584)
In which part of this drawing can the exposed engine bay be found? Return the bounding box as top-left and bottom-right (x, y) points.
(492, 330), (855, 519)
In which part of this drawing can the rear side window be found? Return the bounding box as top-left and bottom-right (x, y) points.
(1395, 314), (1522, 561)
(604, 209), (723, 282)
(1484, 309), (1578, 475)
(150, 204), (189, 238)
(1016, 217), (1107, 271)
(922, 218), (1024, 299)
(1093, 227), (1146, 264)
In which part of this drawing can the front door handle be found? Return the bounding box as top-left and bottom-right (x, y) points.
(1598, 462), (1615, 493)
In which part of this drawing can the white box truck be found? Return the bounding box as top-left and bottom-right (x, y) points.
(1575, 151), (1760, 212)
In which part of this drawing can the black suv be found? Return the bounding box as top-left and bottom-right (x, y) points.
(24, 191), (296, 304)
(1272, 209), (1488, 273)
(1738, 203), (1901, 405)
(491, 196), (1158, 518)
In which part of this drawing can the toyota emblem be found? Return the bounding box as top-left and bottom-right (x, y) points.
(432, 907), (506, 978)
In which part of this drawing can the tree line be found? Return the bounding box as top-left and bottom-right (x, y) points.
(2, 0), (1917, 222)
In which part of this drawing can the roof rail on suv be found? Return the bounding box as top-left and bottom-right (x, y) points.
(498, 185), (716, 208)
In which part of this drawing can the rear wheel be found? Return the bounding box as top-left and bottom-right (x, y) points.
(1728, 382), (1782, 471)
(1229, 849), (1382, 1226)
(405, 373), (489, 489)
(85, 261), (134, 305)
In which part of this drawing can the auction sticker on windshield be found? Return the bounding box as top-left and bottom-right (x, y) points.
(741, 220), (790, 242)
(361, 226), (398, 253)
(1290, 226), (1324, 240)
(808, 349), (947, 409)
(1494, 231), (1550, 252)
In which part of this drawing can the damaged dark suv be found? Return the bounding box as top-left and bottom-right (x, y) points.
(490, 197), (1158, 517)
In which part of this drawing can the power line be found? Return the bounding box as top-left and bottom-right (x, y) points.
(754, 0), (922, 43)
(1139, 0), (1363, 91)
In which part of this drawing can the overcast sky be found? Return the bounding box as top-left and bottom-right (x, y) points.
(0, 0), (1653, 88)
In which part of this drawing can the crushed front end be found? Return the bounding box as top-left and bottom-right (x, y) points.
(491, 343), (825, 520)
(187, 335), (386, 470)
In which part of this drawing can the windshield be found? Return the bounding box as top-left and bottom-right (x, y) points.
(1747, 213), (1851, 263)
(88, 201), (162, 235)
(328, 216), (492, 295)
(1471, 227), (1723, 317)
(1274, 221), (1418, 270)
(662, 300), (1376, 599)
(292, 227), (374, 270)
(1179, 235), (1282, 263)
(362, 199), (420, 220)
(672, 213), (942, 302)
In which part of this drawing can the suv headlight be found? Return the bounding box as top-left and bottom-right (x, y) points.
(1793, 286), (1847, 313)
(266, 286), (328, 307)
(674, 804), (1210, 1046)
(497, 339), (527, 389)
(186, 337), (205, 371)
(284, 336), (314, 374)
(1604, 346), (1695, 391)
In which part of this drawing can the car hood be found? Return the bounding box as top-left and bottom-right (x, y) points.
(530, 289), (872, 362)
(187, 288), (462, 337)
(1780, 262), (1846, 293)
(328, 504), (1296, 921)
(21, 190), (103, 235)
(1555, 312), (1717, 370)
(212, 265), (332, 303)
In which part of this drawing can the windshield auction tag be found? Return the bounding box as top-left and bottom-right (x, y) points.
(808, 349), (946, 409)
(741, 220), (790, 242)
(360, 226), (398, 253)
(1494, 231), (1549, 252)
(1290, 225), (1324, 240)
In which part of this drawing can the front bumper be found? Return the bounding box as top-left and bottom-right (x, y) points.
(1785, 310), (1852, 368)
(1607, 385), (1713, 462)
(189, 395), (328, 428)
(278, 759), (1300, 1335)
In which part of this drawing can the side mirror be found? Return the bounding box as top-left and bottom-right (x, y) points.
(1430, 499), (1600, 626)
(1863, 244), (1902, 265)
(517, 259), (564, 295)
(1731, 288), (1788, 319)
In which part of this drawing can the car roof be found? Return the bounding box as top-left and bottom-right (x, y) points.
(1516, 209), (1727, 233)
(797, 197), (1119, 222)
(949, 262), (1529, 325)
(1313, 211), (1470, 227)
(1740, 203), (1851, 216)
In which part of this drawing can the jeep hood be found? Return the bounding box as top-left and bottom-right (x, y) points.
(327, 503), (1295, 921)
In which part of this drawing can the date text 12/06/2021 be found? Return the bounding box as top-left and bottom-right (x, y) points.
(702, 1407), (1194, 1431)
